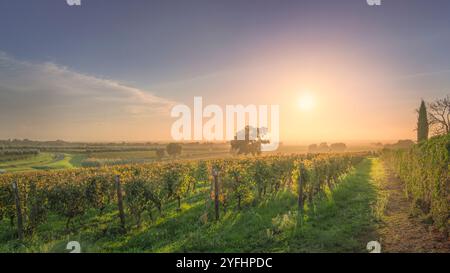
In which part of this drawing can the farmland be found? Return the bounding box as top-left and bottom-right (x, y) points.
(0, 152), (377, 252)
(0, 142), (381, 174)
(1, 0), (450, 257)
(0, 153), (82, 173)
(0, 137), (448, 253)
(0, 142), (236, 173)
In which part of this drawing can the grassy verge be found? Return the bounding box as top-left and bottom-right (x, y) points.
(369, 158), (389, 222)
(0, 158), (380, 253)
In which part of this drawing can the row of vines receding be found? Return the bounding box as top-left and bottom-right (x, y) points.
(0, 153), (365, 239)
(381, 134), (450, 234)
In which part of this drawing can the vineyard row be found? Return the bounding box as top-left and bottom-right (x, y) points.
(382, 134), (449, 233)
(0, 154), (365, 239)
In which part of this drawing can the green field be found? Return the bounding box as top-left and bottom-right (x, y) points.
(0, 148), (232, 173)
(0, 153), (85, 173)
(0, 143), (378, 174)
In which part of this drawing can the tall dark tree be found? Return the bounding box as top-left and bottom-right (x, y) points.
(417, 100), (429, 142)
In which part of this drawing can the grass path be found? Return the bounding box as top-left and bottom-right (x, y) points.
(375, 164), (450, 253)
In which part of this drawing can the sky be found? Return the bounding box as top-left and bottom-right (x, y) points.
(0, 0), (449, 144)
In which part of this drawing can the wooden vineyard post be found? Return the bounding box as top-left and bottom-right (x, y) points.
(115, 175), (126, 233)
(212, 168), (220, 221)
(12, 181), (24, 240)
(297, 164), (304, 211)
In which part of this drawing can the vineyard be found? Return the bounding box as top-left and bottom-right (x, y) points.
(382, 134), (450, 233)
(0, 153), (365, 251)
(0, 149), (40, 163)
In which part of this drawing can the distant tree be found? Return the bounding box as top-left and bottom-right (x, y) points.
(308, 143), (331, 153)
(166, 143), (182, 158)
(230, 126), (269, 155)
(428, 95), (450, 136)
(318, 142), (329, 152)
(155, 148), (165, 160)
(308, 144), (318, 153)
(330, 143), (347, 152)
(417, 100), (429, 142)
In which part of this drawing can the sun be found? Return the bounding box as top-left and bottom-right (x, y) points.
(298, 93), (315, 111)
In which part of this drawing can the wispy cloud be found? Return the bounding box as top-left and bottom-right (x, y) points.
(0, 51), (176, 115)
(399, 69), (450, 80)
(0, 51), (177, 140)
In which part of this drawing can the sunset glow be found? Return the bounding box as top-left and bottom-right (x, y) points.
(0, 1), (448, 145)
(298, 93), (316, 111)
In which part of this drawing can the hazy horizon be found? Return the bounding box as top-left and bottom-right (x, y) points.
(0, 137), (412, 146)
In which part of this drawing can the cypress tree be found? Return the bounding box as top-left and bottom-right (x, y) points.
(417, 100), (429, 142)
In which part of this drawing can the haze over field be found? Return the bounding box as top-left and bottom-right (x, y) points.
(0, 0), (449, 143)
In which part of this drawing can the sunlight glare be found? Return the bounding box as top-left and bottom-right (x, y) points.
(298, 93), (315, 111)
